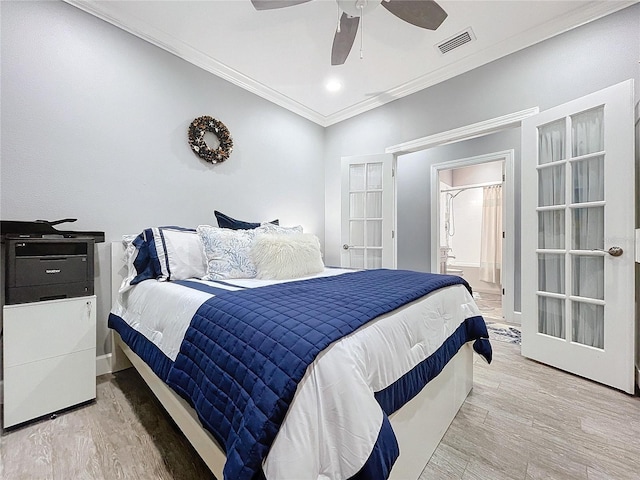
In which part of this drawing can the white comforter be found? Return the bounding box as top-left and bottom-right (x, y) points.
(112, 269), (480, 479)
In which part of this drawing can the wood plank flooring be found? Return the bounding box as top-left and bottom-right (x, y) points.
(2, 341), (639, 479)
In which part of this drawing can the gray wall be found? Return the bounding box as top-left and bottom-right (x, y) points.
(396, 128), (520, 281)
(324, 3), (640, 275)
(0, 1), (326, 358)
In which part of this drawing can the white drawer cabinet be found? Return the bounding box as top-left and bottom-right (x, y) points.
(3, 296), (96, 428)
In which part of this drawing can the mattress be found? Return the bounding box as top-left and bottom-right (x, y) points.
(109, 268), (490, 479)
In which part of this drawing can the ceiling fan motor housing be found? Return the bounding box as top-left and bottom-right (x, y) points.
(337, 0), (383, 18)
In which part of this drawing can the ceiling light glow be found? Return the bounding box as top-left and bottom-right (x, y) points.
(326, 79), (342, 92)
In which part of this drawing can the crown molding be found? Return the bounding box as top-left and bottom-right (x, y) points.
(64, 0), (636, 128)
(324, 1), (636, 126)
(386, 107), (539, 155)
(63, 0), (328, 126)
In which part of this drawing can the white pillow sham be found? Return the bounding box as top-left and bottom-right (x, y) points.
(119, 234), (139, 293)
(152, 227), (207, 282)
(251, 233), (324, 280)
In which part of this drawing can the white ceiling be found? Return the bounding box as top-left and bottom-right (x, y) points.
(66, 0), (635, 126)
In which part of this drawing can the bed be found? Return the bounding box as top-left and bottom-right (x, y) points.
(108, 226), (491, 480)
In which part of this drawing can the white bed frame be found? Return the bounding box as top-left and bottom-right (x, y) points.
(109, 242), (473, 480)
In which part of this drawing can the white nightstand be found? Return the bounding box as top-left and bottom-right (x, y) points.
(2, 295), (96, 428)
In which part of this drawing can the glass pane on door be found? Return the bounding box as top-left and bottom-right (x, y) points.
(572, 255), (604, 300)
(366, 192), (382, 218)
(350, 193), (365, 218)
(538, 164), (565, 206)
(350, 165), (366, 190)
(572, 301), (604, 349)
(538, 120), (566, 164)
(350, 221), (364, 246)
(366, 249), (382, 269)
(350, 249), (364, 269)
(538, 210), (565, 249)
(572, 156), (604, 203)
(571, 107), (604, 156)
(366, 221), (382, 247)
(538, 297), (565, 338)
(572, 207), (604, 250)
(538, 254), (565, 294)
(367, 163), (383, 189)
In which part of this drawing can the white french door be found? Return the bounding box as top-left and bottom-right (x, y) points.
(340, 154), (395, 269)
(521, 80), (635, 393)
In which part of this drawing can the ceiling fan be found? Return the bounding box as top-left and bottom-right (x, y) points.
(251, 0), (448, 65)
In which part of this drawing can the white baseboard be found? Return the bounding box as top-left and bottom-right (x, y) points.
(96, 353), (113, 377)
(501, 308), (520, 325)
(95, 338), (133, 376)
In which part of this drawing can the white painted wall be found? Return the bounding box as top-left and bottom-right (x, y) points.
(452, 162), (503, 187)
(0, 1), (325, 358)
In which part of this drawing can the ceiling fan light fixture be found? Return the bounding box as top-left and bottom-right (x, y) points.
(325, 79), (343, 92)
(336, 0), (382, 18)
(252, 0), (449, 66)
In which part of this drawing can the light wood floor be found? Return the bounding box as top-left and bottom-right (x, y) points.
(2, 341), (639, 480)
(473, 292), (503, 323)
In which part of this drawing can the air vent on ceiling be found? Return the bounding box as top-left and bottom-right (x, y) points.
(436, 28), (476, 55)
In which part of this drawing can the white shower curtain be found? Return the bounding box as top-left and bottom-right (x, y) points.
(479, 185), (502, 284)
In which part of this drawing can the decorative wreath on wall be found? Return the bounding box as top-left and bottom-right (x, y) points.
(188, 116), (233, 164)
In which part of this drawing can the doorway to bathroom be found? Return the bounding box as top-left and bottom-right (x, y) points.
(430, 150), (515, 324)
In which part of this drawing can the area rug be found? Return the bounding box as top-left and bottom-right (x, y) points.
(485, 322), (521, 345)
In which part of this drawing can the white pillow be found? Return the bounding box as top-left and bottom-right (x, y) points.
(119, 234), (139, 293)
(152, 227), (207, 281)
(251, 233), (324, 280)
(197, 225), (258, 280)
(254, 223), (303, 235)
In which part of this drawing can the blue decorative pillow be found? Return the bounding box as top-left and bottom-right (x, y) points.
(214, 210), (279, 230)
(130, 228), (159, 285)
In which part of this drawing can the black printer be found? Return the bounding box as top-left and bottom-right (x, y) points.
(1, 219), (104, 305)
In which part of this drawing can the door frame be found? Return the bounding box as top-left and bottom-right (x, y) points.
(340, 153), (396, 269)
(386, 107), (539, 322)
(430, 151), (515, 324)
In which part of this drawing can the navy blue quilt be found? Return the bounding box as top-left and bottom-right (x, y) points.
(165, 269), (490, 480)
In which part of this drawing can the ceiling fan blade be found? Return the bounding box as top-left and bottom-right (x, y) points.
(250, 0), (312, 11)
(331, 13), (359, 66)
(381, 0), (447, 30)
